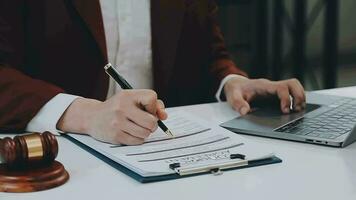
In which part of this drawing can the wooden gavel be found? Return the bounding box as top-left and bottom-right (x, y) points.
(0, 131), (69, 193)
(0, 131), (58, 167)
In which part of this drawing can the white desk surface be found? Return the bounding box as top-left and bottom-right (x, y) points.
(1, 87), (356, 200)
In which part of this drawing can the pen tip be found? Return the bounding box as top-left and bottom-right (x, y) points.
(166, 130), (174, 137)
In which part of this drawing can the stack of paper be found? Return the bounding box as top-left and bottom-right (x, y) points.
(68, 111), (277, 178)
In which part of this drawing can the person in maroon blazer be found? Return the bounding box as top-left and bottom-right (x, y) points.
(0, 0), (305, 145)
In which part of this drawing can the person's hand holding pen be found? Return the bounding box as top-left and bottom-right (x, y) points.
(57, 89), (168, 145)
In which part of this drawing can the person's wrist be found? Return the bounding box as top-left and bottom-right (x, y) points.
(57, 98), (102, 134)
(223, 76), (249, 96)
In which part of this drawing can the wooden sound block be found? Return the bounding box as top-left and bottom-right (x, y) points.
(0, 161), (69, 193)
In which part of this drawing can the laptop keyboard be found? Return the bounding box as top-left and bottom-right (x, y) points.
(275, 98), (356, 139)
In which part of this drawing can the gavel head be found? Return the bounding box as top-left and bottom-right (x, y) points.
(0, 132), (58, 168)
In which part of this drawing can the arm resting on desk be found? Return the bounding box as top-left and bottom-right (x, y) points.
(26, 94), (80, 134)
(0, 66), (64, 132)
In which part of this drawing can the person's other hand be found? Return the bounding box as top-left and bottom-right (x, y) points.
(57, 89), (167, 145)
(224, 76), (306, 115)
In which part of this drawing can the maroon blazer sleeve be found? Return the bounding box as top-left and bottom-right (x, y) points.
(207, 1), (248, 87)
(0, 1), (63, 132)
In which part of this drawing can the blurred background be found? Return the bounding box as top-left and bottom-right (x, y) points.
(217, 0), (356, 90)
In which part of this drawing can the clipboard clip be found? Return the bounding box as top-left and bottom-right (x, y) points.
(210, 168), (223, 176)
(169, 153), (247, 176)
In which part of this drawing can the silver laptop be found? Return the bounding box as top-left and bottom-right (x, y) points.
(220, 92), (356, 147)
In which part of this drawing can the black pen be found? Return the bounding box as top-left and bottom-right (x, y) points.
(104, 63), (174, 137)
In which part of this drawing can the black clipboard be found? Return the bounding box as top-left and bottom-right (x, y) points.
(63, 134), (282, 183)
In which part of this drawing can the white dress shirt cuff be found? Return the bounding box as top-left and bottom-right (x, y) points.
(26, 93), (80, 135)
(215, 74), (248, 102)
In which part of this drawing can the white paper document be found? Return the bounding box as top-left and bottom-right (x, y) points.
(68, 111), (275, 177)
